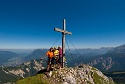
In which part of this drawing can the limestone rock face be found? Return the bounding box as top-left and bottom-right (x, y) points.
(0, 59), (44, 83)
(88, 44), (125, 72)
(50, 64), (114, 84)
(2, 60), (43, 78)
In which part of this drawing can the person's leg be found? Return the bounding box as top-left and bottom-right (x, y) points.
(56, 56), (59, 68)
(52, 57), (55, 68)
(61, 57), (63, 68)
(47, 58), (51, 71)
(57, 56), (59, 63)
(50, 58), (52, 69)
(47, 64), (50, 71)
(58, 56), (62, 68)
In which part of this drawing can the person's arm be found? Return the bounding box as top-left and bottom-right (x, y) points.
(41, 55), (46, 60)
(41, 52), (48, 60)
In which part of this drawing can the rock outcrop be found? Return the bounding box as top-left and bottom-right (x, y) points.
(16, 64), (114, 84)
(50, 64), (114, 84)
(0, 59), (44, 84)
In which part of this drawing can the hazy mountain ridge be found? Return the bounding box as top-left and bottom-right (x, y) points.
(108, 44), (125, 54)
(0, 47), (113, 67)
(0, 51), (30, 66)
(24, 49), (48, 61)
(0, 51), (19, 66)
(0, 45), (124, 72)
(0, 49), (47, 66)
(0, 49), (34, 54)
(71, 47), (114, 54)
(88, 44), (125, 72)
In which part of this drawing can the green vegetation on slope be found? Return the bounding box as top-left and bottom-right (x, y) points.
(93, 72), (105, 84)
(0, 67), (20, 84)
(16, 74), (49, 84)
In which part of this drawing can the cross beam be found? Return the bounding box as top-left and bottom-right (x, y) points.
(54, 19), (72, 68)
(54, 28), (72, 35)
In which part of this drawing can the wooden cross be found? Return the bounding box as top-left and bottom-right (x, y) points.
(54, 19), (72, 68)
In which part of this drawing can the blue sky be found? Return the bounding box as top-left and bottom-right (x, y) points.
(0, 0), (125, 49)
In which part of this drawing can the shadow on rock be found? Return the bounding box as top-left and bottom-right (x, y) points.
(37, 69), (48, 74)
(37, 68), (53, 78)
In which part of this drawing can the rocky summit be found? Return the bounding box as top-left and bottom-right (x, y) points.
(16, 64), (114, 84)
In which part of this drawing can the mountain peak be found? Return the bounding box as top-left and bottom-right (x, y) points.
(16, 64), (114, 84)
(114, 44), (125, 50)
(24, 49), (47, 61)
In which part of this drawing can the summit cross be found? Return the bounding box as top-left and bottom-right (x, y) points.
(54, 19), (72, 68)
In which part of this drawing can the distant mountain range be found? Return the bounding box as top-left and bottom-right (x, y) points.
(24, 49), (48, 61)
(66, 47), (114, 67)
(64, 44), (125, 72)
(0, 49), (34, 54)
(0, 45), (125, 72)
(72, 47), (114, 54)
(0, 51), (19, 66)
(0, 49), (47, 66)
(88, 44), (125, 72)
